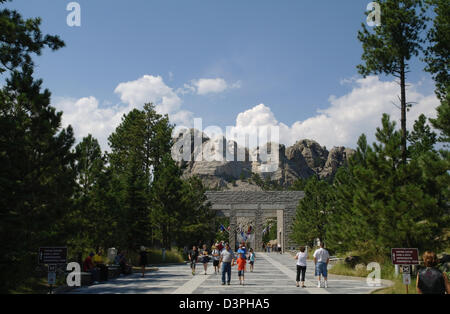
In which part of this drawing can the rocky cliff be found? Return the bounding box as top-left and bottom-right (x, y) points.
(172, 129), (355, 190)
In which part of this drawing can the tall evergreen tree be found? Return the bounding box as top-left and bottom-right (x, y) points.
(408, 114), (437, 158)
(328, 115), (448, 258)
(108, 104), (174, 250)
(150, 153), (185, 249)
(291, 176), (333, 247)
(0, 66), (76, 292)
(358, 0), (428, 163)
(68, 135), (109, 254)
(424, 0), (450, 142)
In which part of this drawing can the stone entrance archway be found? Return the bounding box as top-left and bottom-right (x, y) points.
(205, 191), (304, 252)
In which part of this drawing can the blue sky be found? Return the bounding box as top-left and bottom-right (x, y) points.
(5, 0), (439, 150)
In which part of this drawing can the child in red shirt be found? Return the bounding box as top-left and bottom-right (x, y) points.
(236, 253), (247, 285)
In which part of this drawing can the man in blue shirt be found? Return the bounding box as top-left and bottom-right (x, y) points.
(237, 241), (247, 258)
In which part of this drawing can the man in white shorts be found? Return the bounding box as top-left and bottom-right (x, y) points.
(313, 242), (330, 288)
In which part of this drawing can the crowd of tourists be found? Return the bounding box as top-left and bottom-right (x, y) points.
(187, 240), (256, 286)
(81, 242), (449, 294)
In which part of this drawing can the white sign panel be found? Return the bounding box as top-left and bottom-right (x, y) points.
(402, 274), (411, 285)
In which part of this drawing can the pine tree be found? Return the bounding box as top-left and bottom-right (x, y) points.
(177, 176), (216, 247)
(358, 0), (428, 163)
(408, 114), (437, 158)
(291, 176), (333, 247)
(328, 115), (448, 258)
(424, 0), (450, 142)
(150, 153), (185, 249)
(0, 0), (64, 75)
(108, 104), (174, 250)
(0, 66), (76, 292)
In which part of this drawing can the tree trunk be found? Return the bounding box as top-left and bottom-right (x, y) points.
(400, 58), (407, 164)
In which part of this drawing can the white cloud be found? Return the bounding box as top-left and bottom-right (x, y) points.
(115, 75), (181, 114)
(53, 96), (128, 151)
(229, 76), (439, 149)
(194, 78), (228, 95)
(54, 75), (194, 151)
(178, 78), (241, 95)
(54, 75), (439, 153)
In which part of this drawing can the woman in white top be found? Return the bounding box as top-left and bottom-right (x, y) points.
(294, 246), (308, 288)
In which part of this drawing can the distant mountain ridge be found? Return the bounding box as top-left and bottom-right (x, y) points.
(172, 129), (355, 190)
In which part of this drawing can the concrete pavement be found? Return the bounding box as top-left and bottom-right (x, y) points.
(68, 252), (388, 294)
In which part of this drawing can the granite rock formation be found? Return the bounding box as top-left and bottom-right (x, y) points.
(172, 129), (355, 189)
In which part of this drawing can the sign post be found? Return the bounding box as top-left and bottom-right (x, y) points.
(401, 265), (411, 294)
(39, 247), (67, 294)
(391, 248), (419, 294)
(48, 270), (56, 294)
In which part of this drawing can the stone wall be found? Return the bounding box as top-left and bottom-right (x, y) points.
(205, 191), (304, 252)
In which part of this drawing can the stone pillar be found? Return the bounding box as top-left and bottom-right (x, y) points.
(254, 204), (263, 252)
(284, 206), (296, 251)
(277, 209), (284, 253)
(229, 205), (237, 251)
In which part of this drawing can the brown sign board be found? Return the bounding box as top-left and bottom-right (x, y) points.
(38, 247), (67, 265)
(391, 248), (419, 265)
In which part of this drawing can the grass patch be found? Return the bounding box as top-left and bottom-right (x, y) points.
(372, 276), (417, 294)
(329, 262), (370, 277)
(9, 277), (49, 294)
(146, 248), (185, 264)
(329, 260), (419, 294)
(129, 248), (184, 265)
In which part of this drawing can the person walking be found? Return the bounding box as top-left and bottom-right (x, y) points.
(313, 242), (329, 288)
(416, 251), (450, 294)
(236, 253), (247, 285)
(248, 248), (256, 272)
(188, 245), (199, 275)
(295, 246), (307, 288)
(139, 246), (148, 278)
(212, 245), (221, 275)
(217, 241), (224, 253)
(237, 241), (247, 258)
(220, 243), (235, 285)
(201, 244), (210, 275)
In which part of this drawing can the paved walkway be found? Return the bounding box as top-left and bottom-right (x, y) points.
(68, 253), (388, 294)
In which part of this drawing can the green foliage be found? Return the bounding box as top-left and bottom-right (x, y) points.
(0, 0), (64, 75)
(408, 114), (437, 158)
(424, 0), (450, 101)
(215, 217), (230, 243)
(326, 114), (449, 259)
(291, 176), (333, 247)
(249, 172), (283, 190)
(358, 0), (428, 163)
(262, 219), (277, 243)
(289, 178), (308, 191)
(0, 66), (76, 292)
(424, 0), (450, 143)
(357, 0), (427, 77)
(430, 87), (450, 143)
